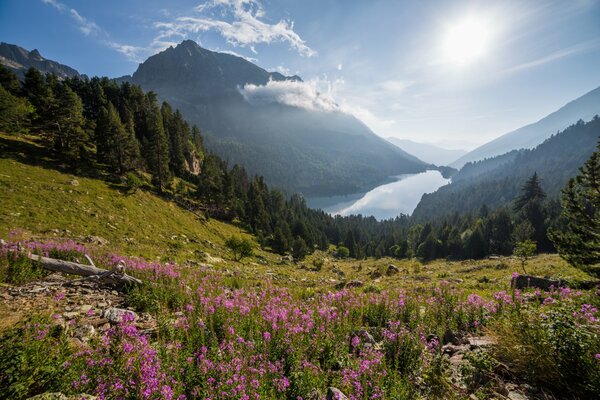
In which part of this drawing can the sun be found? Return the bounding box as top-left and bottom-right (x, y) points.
(442, 16), (492, 65)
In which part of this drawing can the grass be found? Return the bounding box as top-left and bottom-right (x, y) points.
(0, 132), (271, 264)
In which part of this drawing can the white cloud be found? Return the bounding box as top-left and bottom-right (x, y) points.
(505, 38), (600, 74)
(41, 0), (100, 36)
(272, 65), (291, 75)
(240, 79), (339, 112)
(155, 0), (316, 57)
(214, 48), (258, 63)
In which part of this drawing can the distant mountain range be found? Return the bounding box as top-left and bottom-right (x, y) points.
(412, 117), (600, 221)
(0, 42), (80, 79)
(386, 137), (466, 165)
(116, 40), (428, 196)
(451, 86), (600, 168)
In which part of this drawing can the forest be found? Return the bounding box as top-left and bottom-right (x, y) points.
(0, 65), (595, 264)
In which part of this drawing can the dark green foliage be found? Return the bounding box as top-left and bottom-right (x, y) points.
(145, 100), (170, 192)
(0, 318), (72, 399)
(550, 137), (600, 276)
(1, 66), (587, 264)
(46, 84), (87, 160)
(292, 236), (309, 261)
(0, 64), (21, 95)
(95, 102), (140, 174)
(225, 236), (254, 261)
(0, 85), (32, 132)
(414, 118), (600, 221)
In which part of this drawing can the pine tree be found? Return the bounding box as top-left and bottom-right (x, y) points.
(514, 172), (549, 251)
(0, 65), (22, 95)
(145, 101), (170, 192)
(550, 141), (600, 276)
(0, 85), (33, 132)
(48, 84), (87, 160)
(95, 103), (140, 174)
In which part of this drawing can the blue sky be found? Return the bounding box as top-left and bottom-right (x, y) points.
(1, 0), (600, 149)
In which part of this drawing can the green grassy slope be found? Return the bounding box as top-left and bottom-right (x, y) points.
(0, 133), (594, 293)
(0, 133), (265, 262)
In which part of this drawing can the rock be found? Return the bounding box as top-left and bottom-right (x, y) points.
(73, 324), (96, 341)
(103, 307), (137, 324)
(79, 305), (93, 313)
(442, 344), (466, 356)
(84, 235), (108, 246)
(370, 270), (382, 279)
(27, 393), (68, 400)
(468, 336), (497, 349)
(326, 387), (348, 400)
(352, 329), (376, 345)
(69, 179), (79, 186)
(346, 280), (364, 288)
(305, 389), (325, 400)
(507, 392), (529, 400)
(511, 275), (562, 290)
(27, 394), (96, 400)
(63, 311), (79, 320)
(386, 264), (400, 276)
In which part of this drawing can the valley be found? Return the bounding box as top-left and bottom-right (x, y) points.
(1, 1), (600, 398)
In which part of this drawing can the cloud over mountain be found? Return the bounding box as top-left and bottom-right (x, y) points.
(239, 79), (338, 112)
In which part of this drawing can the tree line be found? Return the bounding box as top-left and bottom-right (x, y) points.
(0, 65), (596, 273)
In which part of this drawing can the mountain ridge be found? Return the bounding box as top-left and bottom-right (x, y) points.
(451, 86), (600, 168)
(0, 42), (81, 79)
(119, 40), (428, 196)
(386, 137), (466, 165)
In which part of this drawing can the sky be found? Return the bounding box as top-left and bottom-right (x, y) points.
(1, 0), (600, 150)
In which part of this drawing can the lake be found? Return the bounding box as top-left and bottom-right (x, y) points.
(307, 170), (450, 220)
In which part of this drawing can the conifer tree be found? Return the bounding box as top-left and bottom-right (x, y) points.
(550, 141), (600, 276)
(145, 101), (170, 192)
(95, 103), (140, 174)
(48, 84), (87, 159)
(514, 172), (549, 251)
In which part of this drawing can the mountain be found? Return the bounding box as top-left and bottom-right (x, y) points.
(412, 117), (600, 221)
(451, 86), (600, 168)
(119, 40), (428, 196)
(386, 137), (466, 165)
(0, 42), (80, 79)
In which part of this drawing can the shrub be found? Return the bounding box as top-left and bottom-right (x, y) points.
(225, 235), (254, 261)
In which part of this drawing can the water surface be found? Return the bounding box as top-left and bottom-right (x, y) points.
(307, 170), (449, 220)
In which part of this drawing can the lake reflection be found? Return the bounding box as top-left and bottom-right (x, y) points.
(307, 170), (449, 220)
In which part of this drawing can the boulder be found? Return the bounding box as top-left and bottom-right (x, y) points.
(387, 264), (400, 276)
(511, 275), (562, 290)
(103, 307), (137, 324)
(346, 280), (364, 288)
(326, 387), (348, 400)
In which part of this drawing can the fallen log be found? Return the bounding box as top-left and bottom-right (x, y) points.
(27, 254), (142, 285)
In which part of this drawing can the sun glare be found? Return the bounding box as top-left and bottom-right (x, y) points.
(443, 16), (492, 65)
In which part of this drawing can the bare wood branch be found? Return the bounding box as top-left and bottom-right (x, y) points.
(84, 254), (95, 267)
(27, 253), (142, 285)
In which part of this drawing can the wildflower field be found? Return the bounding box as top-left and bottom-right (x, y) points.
(1, 239), (599, 400)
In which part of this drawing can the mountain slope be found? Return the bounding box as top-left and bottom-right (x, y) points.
(0, 133), (263, 262)
(0, 42), (80, 79)
(386, 137), (466, 165)
(412, 117), (600, 221)
(120, 40), (427, 196)
(451, 86), (600, 168)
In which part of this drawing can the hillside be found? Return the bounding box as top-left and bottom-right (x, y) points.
(0, 42), (80, 79)
(0, 133), (263, 263)
(386, 137), (466, 165)
(412, 117), (600, 221)
(452, 86), (600, 168)
(120, 40), (428, 196)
